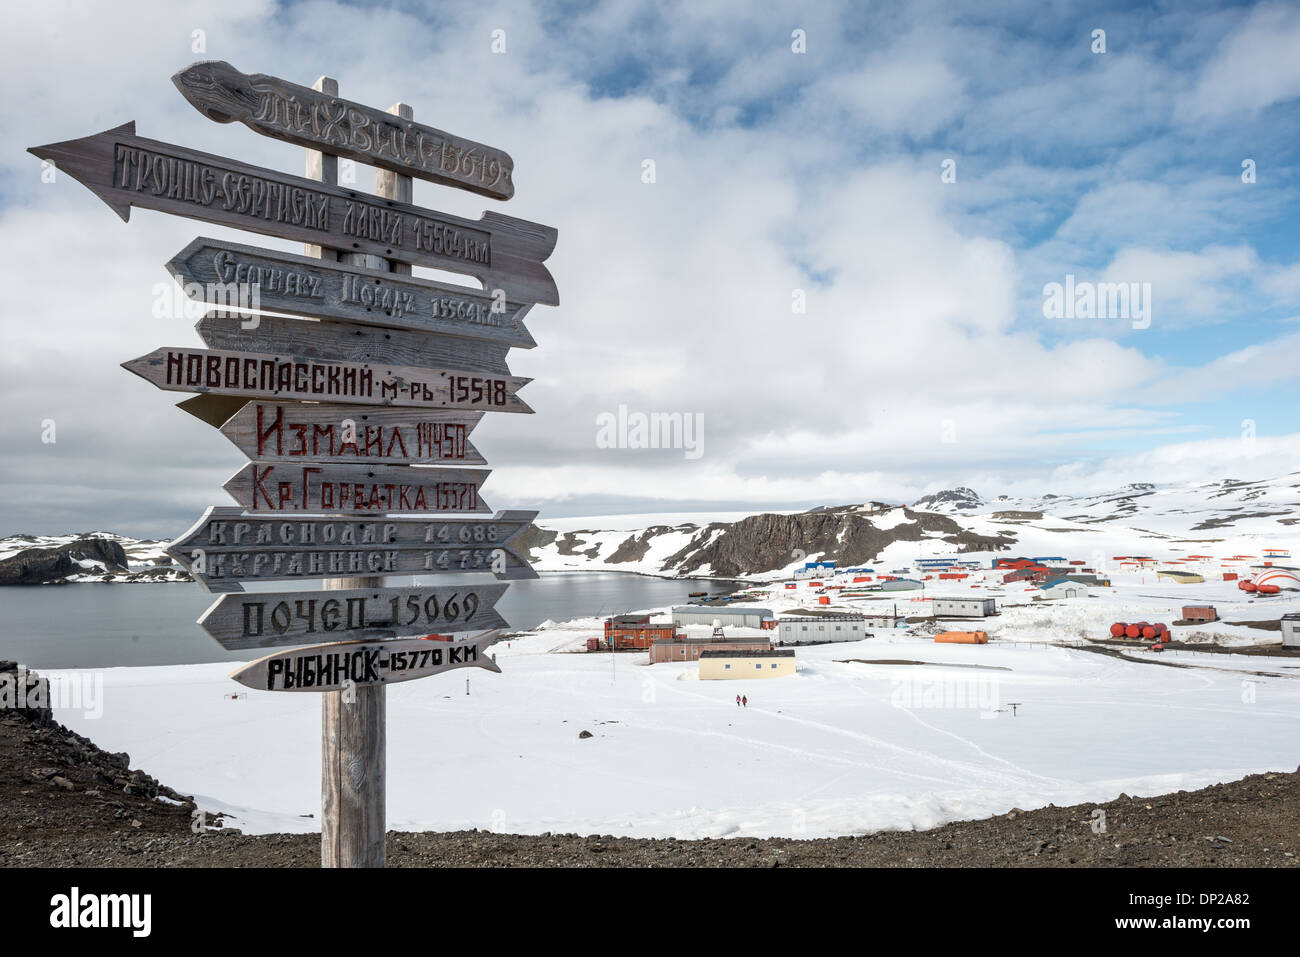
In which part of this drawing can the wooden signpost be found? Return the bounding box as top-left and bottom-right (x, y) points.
(170, 238), (538, 347)
(217, 402), (486, 466)
(122, 346), (533, 412)
(167, 506), (539, 590)
(230, 631), (503, 693)
(199, 584), (510, 649)
(222, 462), (491, 514)
(27, 122), (558, 304)
(196, 312), (512, 375)
(172, 61), (515, 200)
(33, 61), (557, 868)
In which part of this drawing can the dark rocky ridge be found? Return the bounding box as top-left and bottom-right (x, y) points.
(517, 505), (1012, 578)
(656, 506), (1006, 578)
(0, 537), (129, 585)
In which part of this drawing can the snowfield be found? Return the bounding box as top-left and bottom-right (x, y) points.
(53, 572), (1300, 840)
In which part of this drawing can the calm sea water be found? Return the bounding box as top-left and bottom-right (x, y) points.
(0, 573), (735, 669)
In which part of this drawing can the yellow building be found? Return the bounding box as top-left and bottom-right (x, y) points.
(1157, 570), (1205, 584)
(699, 649), (795, 680)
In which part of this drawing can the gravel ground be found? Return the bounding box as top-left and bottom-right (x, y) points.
(3, 690), (1299, 867)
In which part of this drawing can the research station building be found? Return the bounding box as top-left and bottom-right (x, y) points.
(699, 649), (795, 680)
(777, 614), (871, 644)
(932, 596), (998, 618)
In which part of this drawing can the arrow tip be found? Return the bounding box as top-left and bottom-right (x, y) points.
(29, 122), (136, 222)
(172, 61), (255, 124)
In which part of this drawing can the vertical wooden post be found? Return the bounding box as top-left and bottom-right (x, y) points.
(307, 77), (413, 869)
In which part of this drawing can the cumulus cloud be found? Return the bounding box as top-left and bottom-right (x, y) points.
(1, 0), (1298, 537)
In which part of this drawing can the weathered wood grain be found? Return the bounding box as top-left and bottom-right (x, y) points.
(323, 683), (384, 866)
(168, 506), (538, 590)
(232, 630), (501, 692)
(172, 239), (536, 347)
(173, 61), (514, 201)
(219, 401), (486, 466)
(196, 312), (512, 375)
(122, 346), (532, 413)
(200, 582), (509, 649)
(27, 123), (559, 304)
(223, 461), (491, 514)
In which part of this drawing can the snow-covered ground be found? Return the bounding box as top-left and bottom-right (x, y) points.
(53, 571), (1300, 840)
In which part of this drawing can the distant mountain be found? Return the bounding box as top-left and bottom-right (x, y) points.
(524, 472), (1300, 579)
(0, 534), (186, 585)
(5, 472), (1296, 584)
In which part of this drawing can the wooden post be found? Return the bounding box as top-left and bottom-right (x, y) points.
(309, 77), (413, 869)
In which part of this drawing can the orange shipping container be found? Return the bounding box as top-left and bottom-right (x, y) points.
(935, 631), (988, 644)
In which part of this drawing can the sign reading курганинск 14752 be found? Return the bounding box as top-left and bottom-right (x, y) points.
(169, 507), (538, 590)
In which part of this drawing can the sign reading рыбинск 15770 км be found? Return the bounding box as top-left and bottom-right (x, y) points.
(27, 123), (558, 304)
(230, 631), (503, 693)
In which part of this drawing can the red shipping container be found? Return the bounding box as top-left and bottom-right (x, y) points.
(1223, 573), (1237, 581)
(818, 596), (830, 605)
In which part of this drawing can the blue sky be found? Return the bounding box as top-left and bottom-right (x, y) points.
(1, 0), (1298, 536)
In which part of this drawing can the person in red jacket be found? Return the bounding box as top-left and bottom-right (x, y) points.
(735, 694), (741, 707)
(742, 695), (748, 708)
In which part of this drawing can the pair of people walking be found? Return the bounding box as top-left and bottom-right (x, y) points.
(735, 694), (748, 708)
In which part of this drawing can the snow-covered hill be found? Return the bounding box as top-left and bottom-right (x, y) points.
(527, 473), (1299, 579)
(4, 472), (1295, 584)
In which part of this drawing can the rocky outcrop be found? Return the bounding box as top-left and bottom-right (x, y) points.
(657, 506), (1009, 578)
(0, 537), (129, 585)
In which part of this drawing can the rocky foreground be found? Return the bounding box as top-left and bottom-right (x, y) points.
(2, 664), (1297, 868)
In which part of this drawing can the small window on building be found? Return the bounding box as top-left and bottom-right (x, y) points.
(770, 663), (777, 669)
(755, 663), (762, 669)
(835, 625), (841, 631)
(724, 663), (731, 670)
(818, 625), (824, 631)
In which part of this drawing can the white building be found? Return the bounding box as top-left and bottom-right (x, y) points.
(1283, 614), (1300, 649)
(671, 605), (774, 629)
(932, 596), (998, 618)
(777, 615), (872, 644)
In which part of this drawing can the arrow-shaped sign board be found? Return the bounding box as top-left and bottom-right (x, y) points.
(27, 123), (558, 304)
(229, 630), (502, 693)
(171, 238), (536, 348)
(200, 583), (509, 650)
(196, 312), (511, 377)
(223, 462), (491, 514)
(220, 402), (486, 466)
(122, 346), (532, 413)
(169, 506), (537, 590)
(173, 61), (515, 201)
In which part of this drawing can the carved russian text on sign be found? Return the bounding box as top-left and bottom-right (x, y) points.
(27, 123), (559, 304)
(172, 239), (536, 347)
(230, 631), (502, 693)
(169, 506), (538, 590)
(223, 462), (491, 514)
(122, 347), (532, 413)
(200, 583), (509, 649)
(220, 402), (485, 466)
(173, 61), (515, 200)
